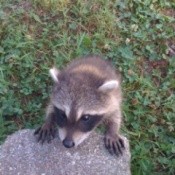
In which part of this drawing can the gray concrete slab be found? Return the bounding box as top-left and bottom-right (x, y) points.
(0, 129), (131, 175)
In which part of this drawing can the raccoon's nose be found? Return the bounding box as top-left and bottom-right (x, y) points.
(63, 139), (75, 148)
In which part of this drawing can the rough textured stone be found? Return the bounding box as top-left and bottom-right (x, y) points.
(0, 129), (131, 175)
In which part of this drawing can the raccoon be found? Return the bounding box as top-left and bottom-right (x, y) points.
(34, 55), (125, 155)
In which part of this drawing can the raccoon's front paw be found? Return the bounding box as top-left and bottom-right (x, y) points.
(34, 124), (57, 144)
(104, 134), (125, 156)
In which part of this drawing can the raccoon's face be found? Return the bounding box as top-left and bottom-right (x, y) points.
(53, 106), (103, 148)
(49, 67), (120, 148)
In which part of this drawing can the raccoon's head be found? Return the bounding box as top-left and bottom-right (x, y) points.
(49, 67), (120, 148)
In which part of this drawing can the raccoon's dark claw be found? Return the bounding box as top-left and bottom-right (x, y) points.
(104, 134), (125, 156)
(34, 124), (57, 144)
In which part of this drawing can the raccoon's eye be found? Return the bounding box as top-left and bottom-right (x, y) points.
(81, 115), (91, 122)
(59, 109), (67, 119)
(79, 114), (103, 132)
(54, 107), (67, 127)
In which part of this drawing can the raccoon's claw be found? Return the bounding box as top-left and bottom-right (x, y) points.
(34, 124), (57, 144)
(104, 134), (125, 156)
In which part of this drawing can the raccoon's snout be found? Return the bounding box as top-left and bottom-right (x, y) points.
(63, 138), (75, 148)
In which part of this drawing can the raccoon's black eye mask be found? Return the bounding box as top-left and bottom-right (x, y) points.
(54, 107), (67, 127)
(54, 106), (103, 132)
(79, 114), (103, 132)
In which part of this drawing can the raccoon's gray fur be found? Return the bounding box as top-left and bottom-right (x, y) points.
(34, 55), (124, 155)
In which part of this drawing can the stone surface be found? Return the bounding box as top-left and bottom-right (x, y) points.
(0, 129), (131, 175)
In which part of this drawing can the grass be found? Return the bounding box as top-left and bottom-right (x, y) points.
(0, 0), (175, 174)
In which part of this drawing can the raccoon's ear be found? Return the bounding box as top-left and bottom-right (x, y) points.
(98, 80), (119, 92)
(49, 67), (60, 83)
